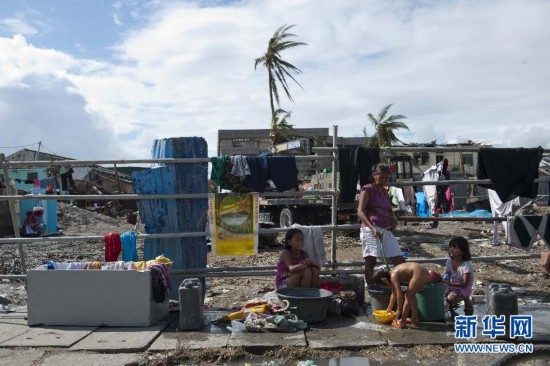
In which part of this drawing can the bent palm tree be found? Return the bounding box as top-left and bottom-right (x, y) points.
(255, 24), (306, 145)
(271, 108), (294, 145)
(367, 104), (409, 147)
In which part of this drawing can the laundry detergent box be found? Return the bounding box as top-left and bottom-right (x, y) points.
(27, 268), (168, 326)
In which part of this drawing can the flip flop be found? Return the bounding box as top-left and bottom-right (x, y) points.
(391, 318), (406, 329)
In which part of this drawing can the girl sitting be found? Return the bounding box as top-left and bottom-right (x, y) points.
(443, 236), (475, 319)
(275, 228), (320, 289)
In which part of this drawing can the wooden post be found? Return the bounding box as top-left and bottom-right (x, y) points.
(0, 153), (27, 273)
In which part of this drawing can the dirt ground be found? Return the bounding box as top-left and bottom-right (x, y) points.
(1, 202), (549, 307)
(0, 202), (549, 363)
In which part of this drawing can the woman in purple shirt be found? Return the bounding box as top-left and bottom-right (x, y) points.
(357, 163), (405, 285)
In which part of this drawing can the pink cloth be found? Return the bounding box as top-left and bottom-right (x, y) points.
(445, 188), (454, 212)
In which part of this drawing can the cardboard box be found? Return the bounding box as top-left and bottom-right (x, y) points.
(27, 269), (168, 326)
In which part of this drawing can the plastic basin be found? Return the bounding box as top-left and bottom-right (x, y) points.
(275, 288), (333, 323)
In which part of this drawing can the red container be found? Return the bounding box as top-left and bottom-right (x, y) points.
(32, 207), (45, 216)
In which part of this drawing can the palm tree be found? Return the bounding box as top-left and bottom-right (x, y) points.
(271, 108), (294, 145)
(254, 24), (306, 145)
(366, 104), (409, 147)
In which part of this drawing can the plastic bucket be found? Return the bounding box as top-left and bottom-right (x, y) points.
(416, 282), (445, 321)
(367, 285), (392, 311)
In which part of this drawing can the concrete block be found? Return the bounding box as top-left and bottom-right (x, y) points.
(27, 270), (168, 327)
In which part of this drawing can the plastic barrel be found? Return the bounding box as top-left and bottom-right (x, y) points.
(416, 282), (445, 321)
(367, 285), (392, 311)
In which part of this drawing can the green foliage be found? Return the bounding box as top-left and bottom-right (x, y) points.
(255, 24), (306, 145)
(366, 104), (409, 147)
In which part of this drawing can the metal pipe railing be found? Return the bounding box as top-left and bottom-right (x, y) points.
(1, 253), (538, 280)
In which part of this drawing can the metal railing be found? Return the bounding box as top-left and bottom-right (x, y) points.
(1, 137), (548, 280)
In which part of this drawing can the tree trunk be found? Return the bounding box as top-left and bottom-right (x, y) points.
(268, 68), (276, 146)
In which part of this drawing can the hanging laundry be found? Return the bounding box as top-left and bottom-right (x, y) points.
(421, 162), (441, 215)
(121, 231), (138, 261)
(210, 156), (232, 190)
(477, 147), (543, 202)
(290, 224), (326, 267)
(104, 232), (122, 261)
(266, 156), (298, 192)
(149, 263), (170, 303)
(246, 156), (269, 192)
(434, 158), (451, 214)
(339, 147), (380, 203)
(230, 155), (251, 177)
(506, 216), (550, 249)
(39, 177), (57, 193)
(415, 191), (430, 217)
(488, 189), (513, 244)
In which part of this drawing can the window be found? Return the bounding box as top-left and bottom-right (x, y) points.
(462, 154), (474, 166)
(413, 152), (430, 165)
(27, 172), (38, 180)
(436, 155), (445, 164)
(232, 138), (250, 147)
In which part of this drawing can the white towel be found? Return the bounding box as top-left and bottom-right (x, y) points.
(291, 224), (326, 267)
(488, 189), (513, 244)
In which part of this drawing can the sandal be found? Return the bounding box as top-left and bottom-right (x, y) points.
(391, 318), (406, 329)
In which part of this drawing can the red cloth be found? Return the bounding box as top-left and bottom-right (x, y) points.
(104, 233), (122, 261)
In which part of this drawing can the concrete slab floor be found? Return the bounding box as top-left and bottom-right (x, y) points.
(0, 348), (45, 366)
(37, 352), (146, 366)
(0, 325), (96, 348)
(0, 317), (32, 344)
(306, 313), (387, 349)
(149, 313), (230, 352)
(69, 315), (175, 352)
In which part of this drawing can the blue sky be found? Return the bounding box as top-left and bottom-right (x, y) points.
(0, 0), (549, 160)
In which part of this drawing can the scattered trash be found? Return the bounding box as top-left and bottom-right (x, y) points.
(0, 303), (16, 313)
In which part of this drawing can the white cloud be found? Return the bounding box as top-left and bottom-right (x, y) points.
(1, 0), (549, 161)
(0, 17), (37, 36)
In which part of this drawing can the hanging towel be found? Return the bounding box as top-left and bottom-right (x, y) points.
(339, 147), (380, 203)
(267, 156), (298, 192)
(421, 162), (441, 215)
(104, 232), (122, 261)
(477, 147), (543, 202)
(210, 156), (232, 190)
(488, 189), (513, 245)
(291, 224), (326, 267)
(121, 231), (138, 261)
(506, 216), (550, 249)
(246, 156), (270, 192)
(415, 191), (430, 217)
